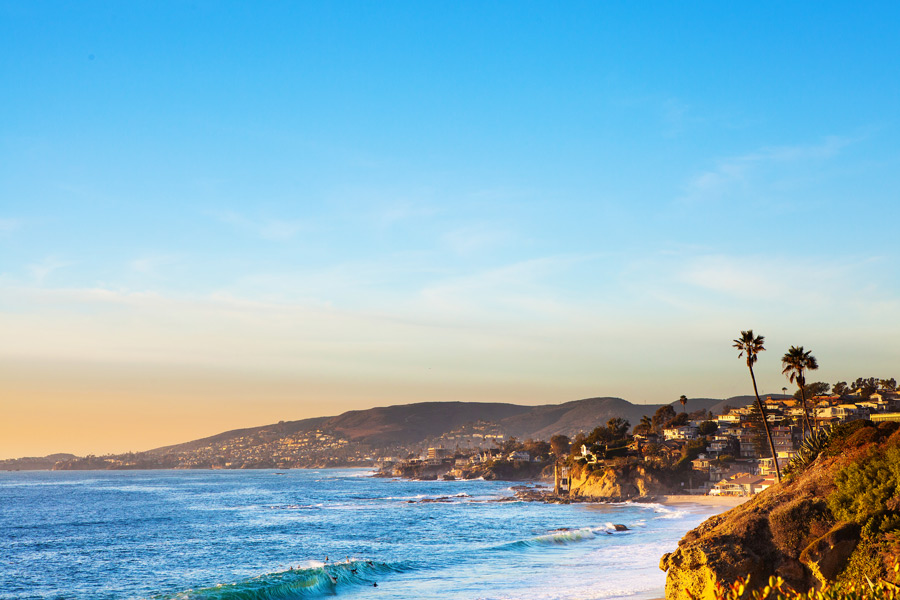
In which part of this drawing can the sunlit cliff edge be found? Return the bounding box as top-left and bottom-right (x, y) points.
(660, 420), (900, 599)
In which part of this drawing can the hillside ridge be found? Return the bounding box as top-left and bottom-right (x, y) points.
(150, 395), (743, 455)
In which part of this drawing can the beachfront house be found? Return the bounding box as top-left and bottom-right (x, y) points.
(709, 473), (771, 496)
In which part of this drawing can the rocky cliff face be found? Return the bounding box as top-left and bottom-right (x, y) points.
(659, 421), (900, 600)
(568, 462), (680, 499)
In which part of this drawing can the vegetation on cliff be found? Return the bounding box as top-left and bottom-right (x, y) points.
(706, 569), (900, 600)
(563, 414), (715, 499)
(660, 419), (900, 600)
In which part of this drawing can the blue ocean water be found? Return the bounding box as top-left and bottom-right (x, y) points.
(0, 470), (721, 600)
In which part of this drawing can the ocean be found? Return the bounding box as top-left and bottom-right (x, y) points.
(0, 469), (721, 600)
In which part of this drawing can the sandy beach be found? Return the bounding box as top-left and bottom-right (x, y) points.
(657, 495), (748, 507)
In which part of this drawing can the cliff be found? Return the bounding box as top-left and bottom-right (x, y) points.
(568, 461), (682, 500)
(659, 420), (900, 600)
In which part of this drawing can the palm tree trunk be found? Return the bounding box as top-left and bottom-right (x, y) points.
(749, 365), (782, 483)
(798, 379), (813, 435)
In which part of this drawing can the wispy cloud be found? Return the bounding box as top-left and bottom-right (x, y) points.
(665, 252), (884, 312)
(213, 210), (307, 241)
(28, 257), (72, 283)
(417, 254), (594, 320)
(681, 135), (857, 204)
(129, 254), (179, 275)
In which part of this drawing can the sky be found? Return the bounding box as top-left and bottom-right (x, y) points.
(2, 2), (900, 458)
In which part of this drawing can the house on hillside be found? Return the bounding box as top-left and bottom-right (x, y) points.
(716, 413), (743, 426)
(870, 412), (900, 423)
(706, 435), (736, 459)
(736, 428), (760, 459)
(857, 399), (889, 414)
(427, 447), (452, 460)
(663, 426), (698, 441)
(580, 444), (597, 463)
(709, 473), (772, 496)
(759, 451), (794, 476)
(770, 426), (795, 453)
(691, 454), (713, 474)
(818, 404), (862, 421)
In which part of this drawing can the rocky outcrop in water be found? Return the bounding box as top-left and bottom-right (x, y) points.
(567, 461), (681, 500)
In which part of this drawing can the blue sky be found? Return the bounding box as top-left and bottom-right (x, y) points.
(2, 2), (900, 456)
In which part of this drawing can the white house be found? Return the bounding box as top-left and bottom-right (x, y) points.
(663, 426), (698, 441)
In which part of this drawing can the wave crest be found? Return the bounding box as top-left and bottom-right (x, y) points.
(494, 525), (622, 551)
(156, 560), (412, 600)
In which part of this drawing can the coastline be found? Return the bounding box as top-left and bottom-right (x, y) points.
(656, 494), (748, 507)
(3, 469), (707, 600)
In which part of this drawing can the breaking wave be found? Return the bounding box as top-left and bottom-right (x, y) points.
(155, 560), (414, 600)
(493, 524), (623, 551)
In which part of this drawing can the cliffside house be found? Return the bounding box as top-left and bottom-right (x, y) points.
(580, 444), (595, 462)
(427, 447), (452, 460)
(553, 463), (571, 495)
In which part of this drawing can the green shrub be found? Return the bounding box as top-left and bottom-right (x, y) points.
(860, 511), (900, 541)
(836, 537), (887, 587)
(827, 445), (900, 523)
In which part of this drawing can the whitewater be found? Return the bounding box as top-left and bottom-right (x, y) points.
(0, 469), (722, 600)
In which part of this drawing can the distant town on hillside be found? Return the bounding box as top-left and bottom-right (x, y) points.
(5, 378), (899, 492)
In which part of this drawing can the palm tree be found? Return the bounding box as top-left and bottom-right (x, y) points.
(679, 395), (688, 413)
(733, 330), (781, 483)
(781, 346), (818, 435)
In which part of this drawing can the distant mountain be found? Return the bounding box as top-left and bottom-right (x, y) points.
(322, 401), (532, 444)
(499, 396), (732, 439)
(150, 395), (758, 455)
(147, 416), (331, 455)
(499, 397), (649, 439)
(0, 453), (78, 470)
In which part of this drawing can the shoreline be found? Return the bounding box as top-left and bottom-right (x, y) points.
(656, 494), (748, 507)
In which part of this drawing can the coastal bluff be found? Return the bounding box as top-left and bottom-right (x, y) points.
(568, 462), (680, 499)
(660, 420), (900, 600)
